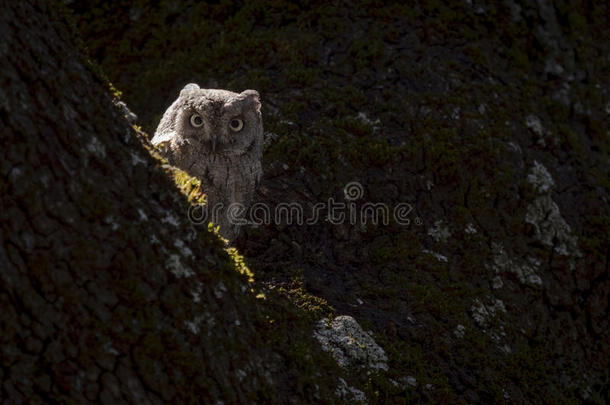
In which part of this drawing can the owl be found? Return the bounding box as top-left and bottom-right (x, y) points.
(151, 83), (263, 240)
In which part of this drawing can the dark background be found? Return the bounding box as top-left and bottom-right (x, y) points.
(1, 1), (608, 403)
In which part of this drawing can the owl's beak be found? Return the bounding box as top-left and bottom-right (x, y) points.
(212, 138), (217, 153)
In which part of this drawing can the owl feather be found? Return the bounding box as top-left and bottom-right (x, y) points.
(151, 83), (263, 240)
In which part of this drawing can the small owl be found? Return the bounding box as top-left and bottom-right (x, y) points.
(151, 83), (263, 240)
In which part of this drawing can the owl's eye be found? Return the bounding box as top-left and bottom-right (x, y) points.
(229, 118), (244, 132)
(190, 114), (204, 128)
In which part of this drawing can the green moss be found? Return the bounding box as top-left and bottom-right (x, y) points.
(67, 0), (609, 402)
(226, 246), (255, 283)
(275, 280), (334, 321)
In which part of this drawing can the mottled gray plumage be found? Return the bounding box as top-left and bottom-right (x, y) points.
(151, 83), (263, 240)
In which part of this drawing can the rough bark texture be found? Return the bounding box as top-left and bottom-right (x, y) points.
(67, 0), (610, 403)
(0, 1), (340, 403)
(4, 0), (609, 404)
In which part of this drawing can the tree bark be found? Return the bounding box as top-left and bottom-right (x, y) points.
(0, 2), (332, 403)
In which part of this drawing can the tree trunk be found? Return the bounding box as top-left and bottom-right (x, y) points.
(0, 2), (334, 403)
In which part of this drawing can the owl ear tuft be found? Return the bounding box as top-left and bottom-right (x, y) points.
(180, 83), (200, 96)
(242, 89), (261, 111)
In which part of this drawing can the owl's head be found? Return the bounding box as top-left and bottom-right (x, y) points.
(152, 83), (263, 157)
